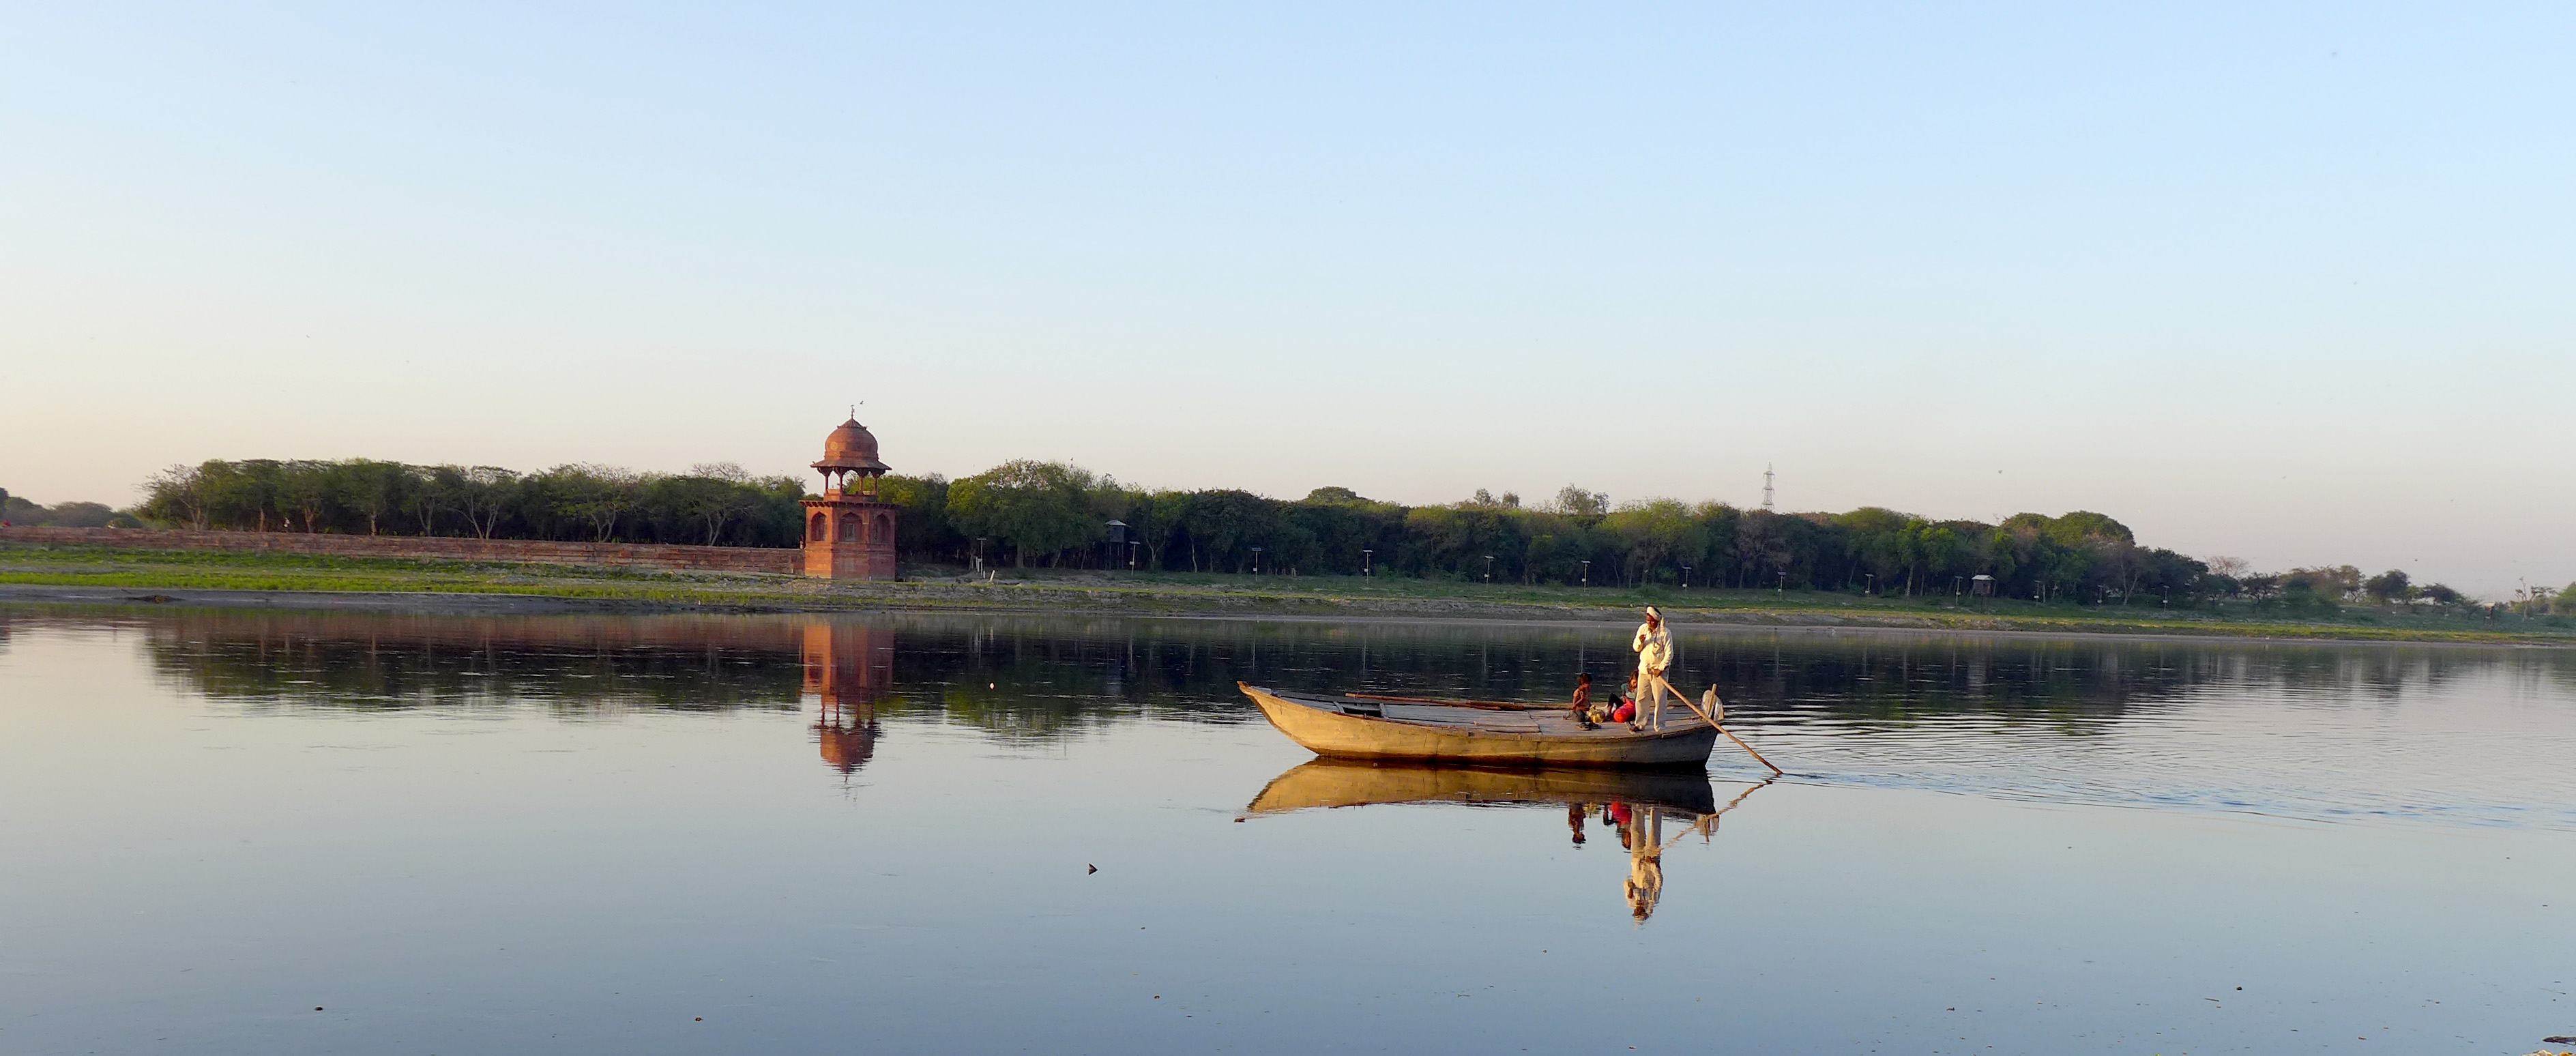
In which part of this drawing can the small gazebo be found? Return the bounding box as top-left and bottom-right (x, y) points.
(800, 417), (900, 580)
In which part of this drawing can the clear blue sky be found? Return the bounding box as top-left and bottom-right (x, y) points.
(3, 3), (2568, 595)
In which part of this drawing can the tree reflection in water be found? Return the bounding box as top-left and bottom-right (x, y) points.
(51, 605), (2576, 825)
(112, 608), (2576, 733)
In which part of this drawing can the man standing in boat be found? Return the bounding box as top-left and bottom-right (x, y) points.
(1630, 606), (1672, 729)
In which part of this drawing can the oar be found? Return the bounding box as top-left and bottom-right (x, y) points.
(1667, 776), (1774, 850)
(1656, 674), (1783, 776)
(1667, 684), (1718, 726)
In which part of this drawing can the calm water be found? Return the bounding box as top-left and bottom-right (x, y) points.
(4, 606), (2573, 1055)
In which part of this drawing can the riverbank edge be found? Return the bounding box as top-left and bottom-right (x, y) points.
(5, 582), (2567, 647)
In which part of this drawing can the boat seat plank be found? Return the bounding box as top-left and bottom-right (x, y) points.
(1321, 694), (1702, 738)
(1377, 703), (1542, 733)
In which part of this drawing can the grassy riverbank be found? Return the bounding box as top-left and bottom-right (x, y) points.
(4, 541), (2570, 644)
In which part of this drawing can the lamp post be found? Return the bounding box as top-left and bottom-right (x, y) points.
(1864, 572), (1875, 596)
(1581, 560), (1591, 587)
(1682, 563), (1693, 589)
(1250, 546), (1263, 576)
(1128, 539), (1139, 570)
(1483, 555), (1493, 582)
(1776, 571), (1787, 594)
(1360, 548), (1373, 576)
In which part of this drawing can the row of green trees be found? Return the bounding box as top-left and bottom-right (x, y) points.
(892, 468), (2230, 604)
(129, 460), (808, 547)
(33, 459), (2562, 610)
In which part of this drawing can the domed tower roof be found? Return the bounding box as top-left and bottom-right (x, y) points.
(813, 417), (890, 473)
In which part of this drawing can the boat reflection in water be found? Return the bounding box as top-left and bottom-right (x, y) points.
(803, 623), (892, 776)
(1241, 761), (1769, 922)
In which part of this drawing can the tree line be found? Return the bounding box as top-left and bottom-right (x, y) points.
(1, 486), (143, 529)
(23, 458), (2566, 612)
(127, 460), (808, 548)
(890, 463), (2507, 610)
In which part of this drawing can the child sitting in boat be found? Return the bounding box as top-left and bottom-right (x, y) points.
(1609, 675), (1641, 727)
(1568, 673), (1598, 729)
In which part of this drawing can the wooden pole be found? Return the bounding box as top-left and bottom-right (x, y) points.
(1657, 675), (1784, 776)
(1666, 776), (1772, 851)
(1665, 681), (1720, 726)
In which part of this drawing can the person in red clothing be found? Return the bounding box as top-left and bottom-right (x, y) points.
(1609, 674), (1639, 725)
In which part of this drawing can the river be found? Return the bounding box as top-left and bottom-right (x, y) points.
(3, 607), (2571, 1054)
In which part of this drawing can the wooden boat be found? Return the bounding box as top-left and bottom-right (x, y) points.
(1236, 681), (1718, 769)
(1242, 759), (1719, 816)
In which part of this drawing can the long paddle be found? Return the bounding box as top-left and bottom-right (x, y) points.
(1656, 674), (1784, 776)
(1668, 776), (1774, 850)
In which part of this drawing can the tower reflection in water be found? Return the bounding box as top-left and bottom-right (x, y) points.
(803, 622), (893, 776)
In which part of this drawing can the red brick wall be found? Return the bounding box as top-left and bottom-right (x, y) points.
(0, 525), (800, 574)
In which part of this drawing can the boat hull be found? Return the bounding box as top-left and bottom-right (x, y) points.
(1240, 683), (1716, 769)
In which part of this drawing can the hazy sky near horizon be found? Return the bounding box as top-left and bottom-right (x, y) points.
(3, 3), (2568, 594)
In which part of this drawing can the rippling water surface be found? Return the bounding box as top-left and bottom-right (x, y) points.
(3, 606), (2572, 1054)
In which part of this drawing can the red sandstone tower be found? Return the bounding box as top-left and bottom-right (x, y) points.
(800, 417), (899, 580)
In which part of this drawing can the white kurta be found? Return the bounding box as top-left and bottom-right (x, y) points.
(1631, 619), (1673, 726)
(1630, 620), (1672, 675)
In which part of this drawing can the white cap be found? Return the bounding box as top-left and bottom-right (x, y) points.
(1644, 606), (1661, 620)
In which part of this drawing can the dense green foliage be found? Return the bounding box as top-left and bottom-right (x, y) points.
(24, 456), (2552, 612)
(130, 460), (806, 547)
(877, 466), (2350, 606)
